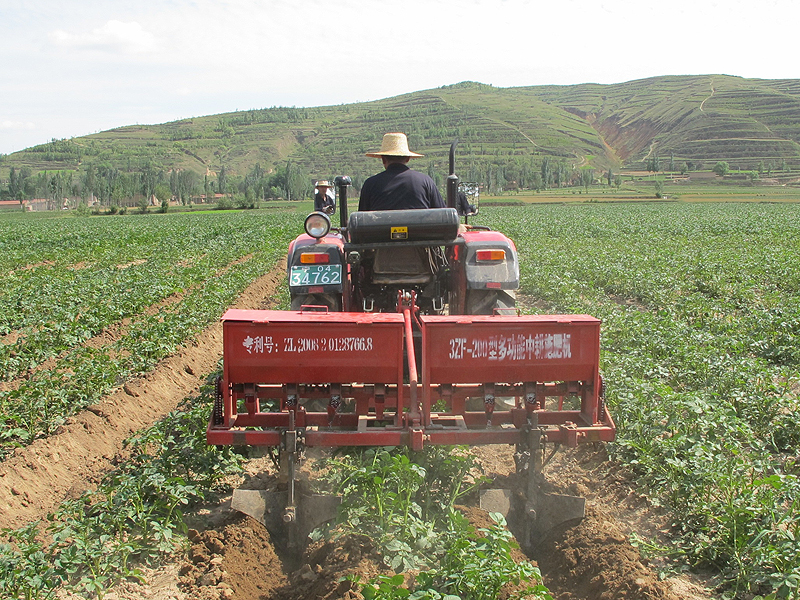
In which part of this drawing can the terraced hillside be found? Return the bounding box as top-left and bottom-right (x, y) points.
(4, 75), (800, 187)
(534, 75), (800, 165)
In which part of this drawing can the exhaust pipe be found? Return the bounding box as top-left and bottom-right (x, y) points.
(447, 140), (459, 211)
(335, 175), (351, 229)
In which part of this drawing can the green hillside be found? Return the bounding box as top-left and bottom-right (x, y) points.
(3, 75), (800, 203)
(533, 75), (800, 165)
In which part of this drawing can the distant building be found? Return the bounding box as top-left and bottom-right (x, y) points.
(0, 200), (24, 210)
(26, 199), (50, 211)
(0, 199), (49, 211)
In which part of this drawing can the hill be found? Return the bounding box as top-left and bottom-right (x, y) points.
(3, 74), (800, 199)
(532, 74), (800, 165)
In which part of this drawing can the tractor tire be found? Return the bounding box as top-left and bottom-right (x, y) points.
(465, 289), (516, 315)
(290, 293), (341, 312)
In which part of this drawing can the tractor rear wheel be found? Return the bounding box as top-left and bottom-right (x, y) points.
(465, 289), (516, 315)
(290, 293), (341, 312)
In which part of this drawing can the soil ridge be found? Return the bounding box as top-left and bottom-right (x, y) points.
(0, 265), (284, 530)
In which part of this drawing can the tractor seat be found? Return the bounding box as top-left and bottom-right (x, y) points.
(372, 246), (435, 284)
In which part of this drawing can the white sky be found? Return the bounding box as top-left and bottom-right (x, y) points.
(1, 0), (798, 155)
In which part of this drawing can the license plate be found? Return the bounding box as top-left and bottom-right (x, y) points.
(289, 264), (342, 287)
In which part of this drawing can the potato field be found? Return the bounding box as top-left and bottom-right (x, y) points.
(0, 202), (798, 600)
(490, 202), (800, 598)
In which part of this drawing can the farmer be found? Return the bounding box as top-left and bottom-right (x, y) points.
(358, 133), (445, 211)
(313, 180), (335, 214)
(456, 190), (476, 216)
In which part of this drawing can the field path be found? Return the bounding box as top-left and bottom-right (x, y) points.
(0, 262), (285, 530)
(484, 116), (543, 150)
(643, 138), (657, 161)
(700, 81), (715, 112)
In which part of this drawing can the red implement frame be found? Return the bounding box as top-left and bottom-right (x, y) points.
(420, 314), (615, 447)
(207, 309), (615, 448)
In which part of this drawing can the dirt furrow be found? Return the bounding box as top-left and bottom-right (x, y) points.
(0, 263), (285, 530)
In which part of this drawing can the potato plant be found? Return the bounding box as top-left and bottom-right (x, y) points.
(2, 202), (799, 598)
(0, 211), (297, 458)
(0, 380), (244, 599)
(326, 447), (551, 600)
(479, 202), (800, 597)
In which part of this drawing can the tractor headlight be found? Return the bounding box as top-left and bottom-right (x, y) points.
(305, 212), (331, 239)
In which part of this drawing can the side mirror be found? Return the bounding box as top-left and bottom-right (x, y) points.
(458, 182), (480, 219)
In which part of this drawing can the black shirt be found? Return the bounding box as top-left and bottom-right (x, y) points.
(456, 191), (474, 216)
(358, 163), (445, 211)
(314, 191), (335, 213)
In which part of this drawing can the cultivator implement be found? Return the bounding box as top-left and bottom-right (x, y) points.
(207, 303), (615, 546)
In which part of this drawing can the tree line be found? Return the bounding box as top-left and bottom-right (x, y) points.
(12, 144), (787, 211)
(0, 160), (319, 210)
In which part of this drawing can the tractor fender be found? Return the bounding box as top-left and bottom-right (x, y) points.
(287, 234), (345, 297)
(458, 230), (519, 290)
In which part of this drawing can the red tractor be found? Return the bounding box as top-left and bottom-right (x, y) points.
(207, 143), (615, 547)
(286, 145), (516, 317)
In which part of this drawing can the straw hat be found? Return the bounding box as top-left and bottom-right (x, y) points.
(316, 180), (332, 188)
(365, 132), (423, 158)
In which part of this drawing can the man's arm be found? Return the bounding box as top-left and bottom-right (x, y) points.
(358, 191), (369, 211)
(428, 181), (445, 209)
(358, 178), (373, 211)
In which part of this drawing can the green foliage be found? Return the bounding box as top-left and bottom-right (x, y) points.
(645, 155), (661, 173)
(2, 202), (800, 599)
(0, 211), (296, 459)
(215, 196), (233, 210)
(351, 513), (550, 600)
(321, 447), (485, 572)
(414, 513), (550, 600)
(478, 202), (800, 598)
(353, 573), (414, 600)
(0, 381), (244, 599)
(0, 522), (63, 600)
(329, 449), (549, 600)
(713, 161), (730, 176)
